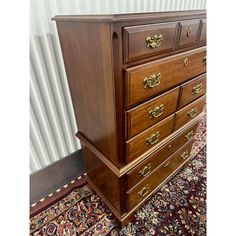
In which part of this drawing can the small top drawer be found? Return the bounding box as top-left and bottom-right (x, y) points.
(123, 22), (178, 63)
(126, 87), (180, 138)
(179, 74), (206, 109)
(178, 20), (201, 49)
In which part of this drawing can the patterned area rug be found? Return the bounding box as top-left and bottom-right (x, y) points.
(30, 116), (206, 236)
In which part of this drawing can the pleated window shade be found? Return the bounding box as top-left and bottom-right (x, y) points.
(30, 0), (206, 173)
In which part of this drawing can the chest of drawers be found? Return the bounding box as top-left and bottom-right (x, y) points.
(53, 10), (206, 226)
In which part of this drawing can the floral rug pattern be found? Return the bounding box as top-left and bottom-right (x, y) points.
(30, 116), (206, 236)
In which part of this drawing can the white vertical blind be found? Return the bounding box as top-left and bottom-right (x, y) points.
(30, 0), (206, 173)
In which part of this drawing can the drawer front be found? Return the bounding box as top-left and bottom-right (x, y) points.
(126, 87), (180, 138)
(125, 47), (206, 107)
(174, 95), (206, 131)
(126, 121), (200, 189)
(126, 140), (194, 210)
(178, 20), (201, 49)
(123, 22), (178, 63)
(126, 114), (175, 163)
(179, 74), (206, 109)
(199, 19), (206, 45)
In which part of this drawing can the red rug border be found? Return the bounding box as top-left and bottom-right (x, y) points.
(30, 177), (87, 218)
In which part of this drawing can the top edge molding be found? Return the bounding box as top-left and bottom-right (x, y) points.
(52, 10), (206, 22)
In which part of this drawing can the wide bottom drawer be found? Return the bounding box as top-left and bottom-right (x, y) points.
(126, 140), (194, 211)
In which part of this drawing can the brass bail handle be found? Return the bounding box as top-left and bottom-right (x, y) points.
(143, 73), (161, 89)
(146, 34), (163, 48)
(146, 132), (160, 145)
(180, 150), (189, 160)
(138, 184), (150, 197)
(192, 83), (203, 95)
(139, 163), (152, 177)
(185, 130), (194, 141)
(187, 108), (197, 118)
(149, 104), (164, 119)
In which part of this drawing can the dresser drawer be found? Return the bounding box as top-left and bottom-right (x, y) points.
(179, 74), (206, 109)
(125, 47), (206, 107)
(174, 95), (206, 131)
(123, 22), (178, 63)
(126, 114), (174, 163)
(199, 19), (206, 45)
(178, 20), (201, 49)
(126, 87), (179, 138)
(126, 140), (194, 210)
(126, 120), (200, 189)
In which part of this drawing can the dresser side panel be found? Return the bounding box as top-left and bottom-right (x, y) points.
(56, 21), (119, 164)
(82, 144), (124, 213)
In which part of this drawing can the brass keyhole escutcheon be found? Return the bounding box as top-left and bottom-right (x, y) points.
(184, 57), (189, 67)
(163, 162), (170, 168)
(203, 56), (207, 66)
(187, 26), (192, 37)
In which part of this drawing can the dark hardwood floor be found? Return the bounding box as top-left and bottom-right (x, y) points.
(30, 149), (85, 205)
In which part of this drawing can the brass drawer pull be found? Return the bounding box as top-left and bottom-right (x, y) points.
(185, 130), (195, 141)
(187, 108), (197, 118)
(203, 56), (207, 66)
(168, 144), (172, 151)
(163, 162), (170, 168)
(139, 163), (152, 177)
(184, 57), (189, 66)
(180, 150), (189, 160)
(146, 34), (163, 48)
(187, 26), (192, 37)
(192, 83), (203, 95)
(143, 73), (161, 89)
(138, 184), (149, 197)
(149, 104), (164, 118)
(146, 131), (160, 145)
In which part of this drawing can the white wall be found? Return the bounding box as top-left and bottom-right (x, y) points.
(30, 0), (206, 173)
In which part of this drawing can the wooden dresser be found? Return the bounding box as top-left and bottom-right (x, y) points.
(53, 10), (206, 226)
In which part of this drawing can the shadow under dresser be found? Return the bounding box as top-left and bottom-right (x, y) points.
(53, 10), (206, 226)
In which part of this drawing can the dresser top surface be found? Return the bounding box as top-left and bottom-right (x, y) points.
(52, 10), (206, 22)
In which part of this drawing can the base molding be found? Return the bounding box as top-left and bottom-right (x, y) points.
(78, 113), (205, 177)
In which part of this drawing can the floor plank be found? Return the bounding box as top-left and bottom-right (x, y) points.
(30, 149), (85, 205)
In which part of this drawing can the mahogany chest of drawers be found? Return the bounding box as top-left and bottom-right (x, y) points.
(53, 10), (206, 226)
